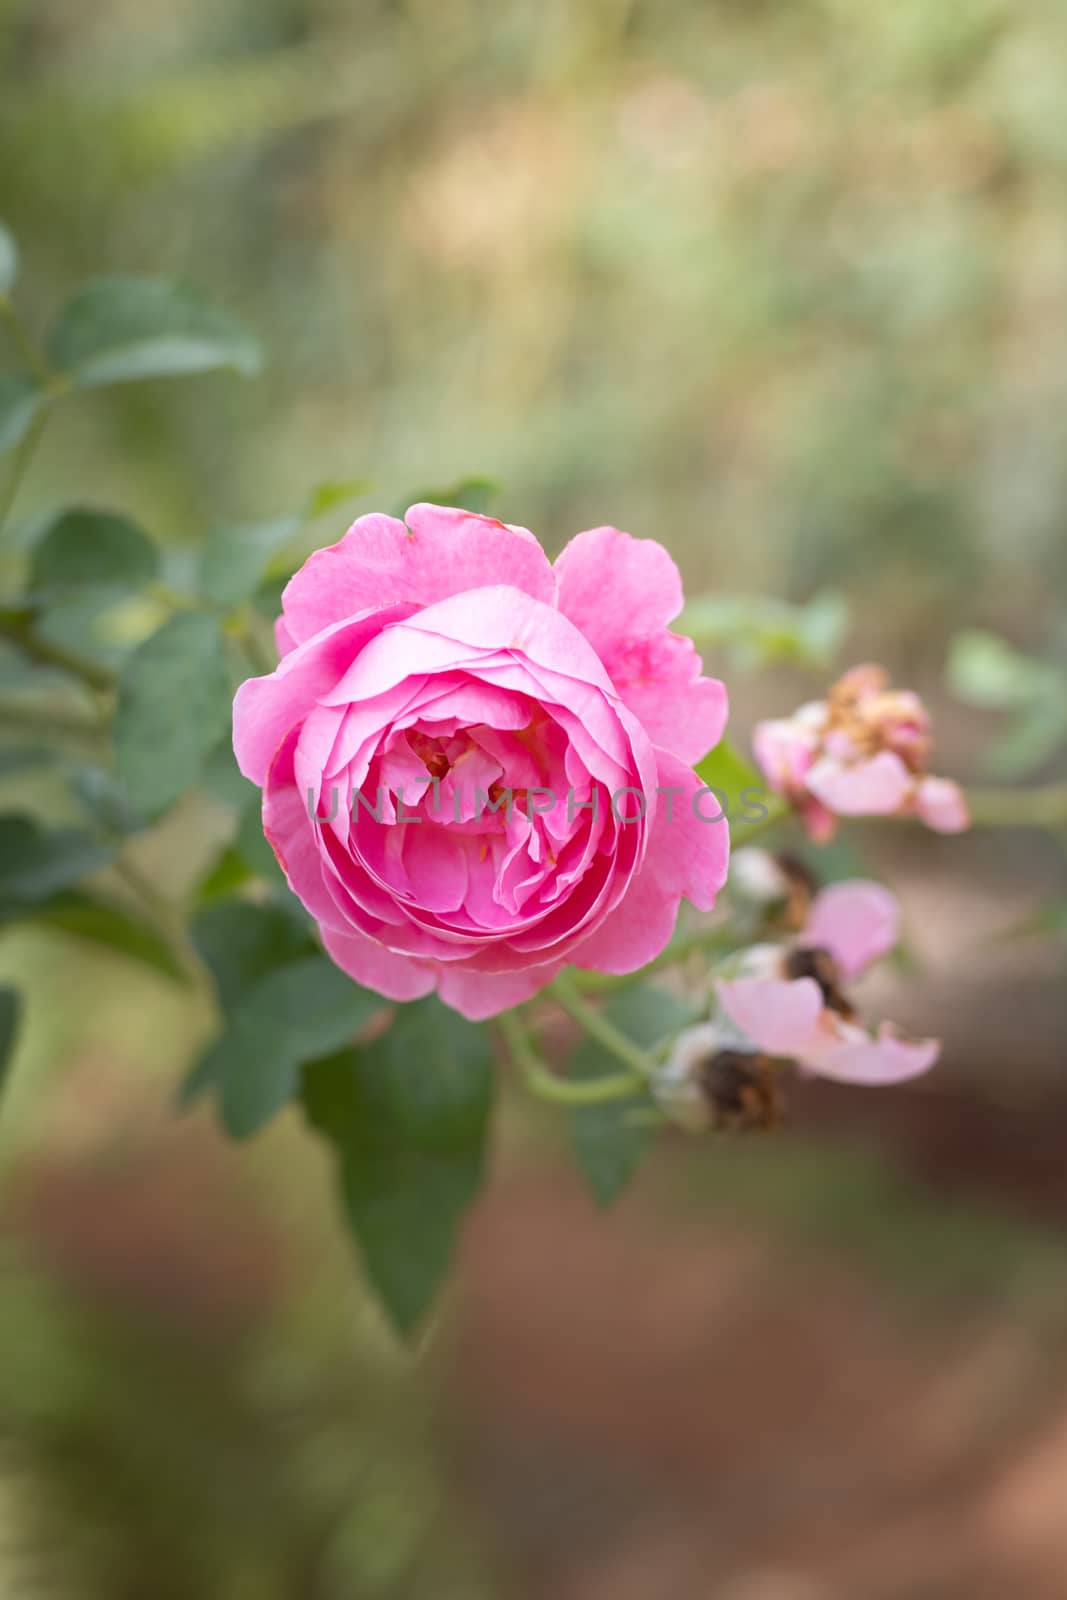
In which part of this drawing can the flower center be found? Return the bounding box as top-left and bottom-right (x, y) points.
(407, 730), (451, 779)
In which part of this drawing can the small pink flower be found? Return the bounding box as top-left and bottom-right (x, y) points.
(753, 664), (969, 840)
(233, 506), (729, 1019)
(716, 879), (939, 1086)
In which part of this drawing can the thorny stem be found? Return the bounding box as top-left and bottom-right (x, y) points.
(497, 1007), (646, 1105)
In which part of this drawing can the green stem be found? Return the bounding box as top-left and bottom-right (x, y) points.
(0, 694), (106, 745)
(0, 613), (116, 693)
(111, 854), (220, 1015)
(549, 969), (653, 1078)
(718, 783), (1067, 837)
(0, 295), (52, 384)
(0, 296), (71, 531)
(0, 406), (50, 530)
(965, 783), (1067, 831)
(497, 1007), (645, 1105)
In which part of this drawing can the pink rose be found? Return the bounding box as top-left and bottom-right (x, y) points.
(716, 879), (939, 1085)
(233, 505), (729, 1019)
(753, 664), (969, 841)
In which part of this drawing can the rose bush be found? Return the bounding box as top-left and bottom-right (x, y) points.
(233, 504), (730, 1019)
(4, 244), (1040, 1335)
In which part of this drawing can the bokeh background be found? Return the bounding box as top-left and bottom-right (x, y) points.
(2, 1), (1067, 1594)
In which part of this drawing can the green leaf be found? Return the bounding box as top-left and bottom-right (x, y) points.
(48, 276), (263, 389)
(393, 477), (500, 519)
(0, 744), (59, 778)
(570, 988), (693, 1207)
(175, 1052), (220, 1112)
(68, 765), (145, 836)
(695, 736), (765, 828)
(252, 572), (288, 623)
(235, 796), (287, 887)
(114, 612), (232, 820)
(199, 954), (383, 1138)
(1020, 899), (1067, 943)
(205, 1020), (301, 1137)
(305, 478), (372, 519)
(200, 739), (256, 811)
(946, 630), (1057, 709)
(0, 375), (43, 455)
(197, 516), (299, 607)
(28, 507), (159, 597)
(0, 814), (111, 903)
(22, 590), (128, 681)
(9, 890), (183, 979)
(192, 899), (315, 1011)
(0, 985), (21, 1099)
(194, 846), (254, 902)
(984, 699), (1067, 780)
(0, 223), (17, 294)
(302, 997), (494, 1337)
(947, 632), (1067, 777)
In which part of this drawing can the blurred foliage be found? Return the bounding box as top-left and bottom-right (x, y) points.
(1, 0), (1066, 644)
(948, 627), (1067, 776)
(569, 985), (694, 1206)
(0, 1213), (496, 1599)
(680, 590), (847, 671)
(2, 0), (1067, 1591)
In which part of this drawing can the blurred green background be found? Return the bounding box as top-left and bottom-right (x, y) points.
(2, 1), (1067, 1595)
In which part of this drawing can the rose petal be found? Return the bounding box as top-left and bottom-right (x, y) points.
(554, 526), (726, 762)
(274, 614), (297, 658)
(555, 525), (683, 642)
(320, 923), (437, 1003)
(804, 749), (913, 816)
(752, 712), (822, 793)
(801, 1020), (939, 1085)
(570, 750), (729, 975)
(715, 975), (824, 1057)
(435, 961), (563, 1021)
(280, 506), (556, 646)
(233, 602), (415, 786)
(916, 775), (970, 834)
(801, 880), (901, 980)
(602, 630), (728, 765)
(802, 797), (838, 843)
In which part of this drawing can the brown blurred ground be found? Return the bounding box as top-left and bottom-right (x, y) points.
(454, 1156), (1067, 1600)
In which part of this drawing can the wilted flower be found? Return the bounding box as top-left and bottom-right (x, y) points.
(753, 664), (969, 841)
(727, 846), (817, 930)
(716, 879), (939, 1086)
(653, 1019), (781, 1133)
